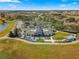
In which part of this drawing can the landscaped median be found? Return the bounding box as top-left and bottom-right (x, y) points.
(0, 21), (15, 37)
(53, 31), (71, 40)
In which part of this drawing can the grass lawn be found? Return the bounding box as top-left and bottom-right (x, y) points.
(35, 38), (44, 42)
(0, 39), (79, 59)
(0, 21), (3, 24)
(0, 21), (15, 37)
(68, 16), (79, 20)
(0, 52), (14, 59)
(53, 32), (70, 40)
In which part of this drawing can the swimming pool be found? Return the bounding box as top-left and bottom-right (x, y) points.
(0, 24), (8, 32)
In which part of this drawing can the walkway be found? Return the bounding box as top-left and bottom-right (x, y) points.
(0, 36), (79, 45)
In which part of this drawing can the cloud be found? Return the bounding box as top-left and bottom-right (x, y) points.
(72, 2), (77, 5)
(0, 0), (20, 2)
(67, 2), (78, 6)
(25, 0), (29, 1)
(9, 4), (16, 8)
(60, 4), (66, 7)
(62, 0), (67, 2)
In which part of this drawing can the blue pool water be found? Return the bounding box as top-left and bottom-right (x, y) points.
(0, 24), (8, 32)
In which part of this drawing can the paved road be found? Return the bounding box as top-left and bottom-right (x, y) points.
(0, 36), (79, 45)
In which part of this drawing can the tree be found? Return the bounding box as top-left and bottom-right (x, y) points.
(0, 13), (5, 18)
(14, 28), (19, 37)
(66, 17), (76, 22)
(9, 31), (15, 38)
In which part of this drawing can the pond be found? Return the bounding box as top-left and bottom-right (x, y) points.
(0, 24), (8, 32)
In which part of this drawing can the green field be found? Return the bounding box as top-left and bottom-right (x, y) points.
(35, 38), (44, 42)
(0, 52), (14, 59)
(53, 32), (70, 40)
(0, 39), (79, 59)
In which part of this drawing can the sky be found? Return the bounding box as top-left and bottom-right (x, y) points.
(0, 0), (79, 10)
